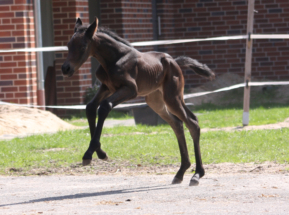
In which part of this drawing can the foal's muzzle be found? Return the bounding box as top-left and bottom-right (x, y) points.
(61, 63), (74, 77)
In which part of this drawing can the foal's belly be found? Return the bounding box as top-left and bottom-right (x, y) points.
(136, 66), (165, 96)
(135, 52), (167, 96)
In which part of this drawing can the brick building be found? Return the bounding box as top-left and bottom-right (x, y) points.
(0, 0), (289, 114)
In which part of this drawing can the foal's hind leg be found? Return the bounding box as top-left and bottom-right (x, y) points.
(163, 95), (205, 186)
(146, 90), (191, 184)
(181, 104), (205, 185)
(161, 60), (205, 185)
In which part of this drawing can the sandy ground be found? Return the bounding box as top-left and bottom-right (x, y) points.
(0, 104), (77, 137)
(0, 118), (135, 141)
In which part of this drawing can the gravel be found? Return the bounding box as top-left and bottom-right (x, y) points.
(1, 173), (289, 214)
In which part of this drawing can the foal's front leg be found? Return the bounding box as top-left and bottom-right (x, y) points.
(86, 84), (111, 139)
(83, 86), (137, 165)
(83, 84), (111, 166)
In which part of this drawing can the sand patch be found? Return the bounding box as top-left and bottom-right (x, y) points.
(0, 104), (78, 136)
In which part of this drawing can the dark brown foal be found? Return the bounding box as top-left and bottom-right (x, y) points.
(62, 17), (215, 186)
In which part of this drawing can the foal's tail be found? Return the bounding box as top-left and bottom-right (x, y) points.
(175, 56), (215, 80)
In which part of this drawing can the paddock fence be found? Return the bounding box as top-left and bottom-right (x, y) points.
(1, 1), (289, 125)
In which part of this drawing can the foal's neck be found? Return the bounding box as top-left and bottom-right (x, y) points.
(91, 33), (131, 70)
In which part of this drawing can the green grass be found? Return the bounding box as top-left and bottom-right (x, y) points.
(65, 103), (289, 128)
(200, 129), (288, 163)
(1, 98), (289, 174)
(194, 103), (289, 128)
(1, 126), (288, 174)
(189, 85), (289, 128)
(102, 128), (289, 164)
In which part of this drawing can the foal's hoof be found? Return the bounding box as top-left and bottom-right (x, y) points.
(82, 159), (92, 166)
(101, 155), (108, 161)
(172, 177), (183, 184)
(189, 178), (199, 186)
(189, 174), (200, 186)
(96, 149), (107, 160)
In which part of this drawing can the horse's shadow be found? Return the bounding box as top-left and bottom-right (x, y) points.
(0, 184), (177, 208)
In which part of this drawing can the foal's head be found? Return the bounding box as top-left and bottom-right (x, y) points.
(61, 18), (98, 77)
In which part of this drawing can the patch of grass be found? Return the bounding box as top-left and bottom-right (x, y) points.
(101, 128), (289, 165)
(193, 103), (289, 128)
(0, 129), (89, 173)
(63, 100), (289, 128)
(1, 126), (288, 174)
(200, 129), (289, 163)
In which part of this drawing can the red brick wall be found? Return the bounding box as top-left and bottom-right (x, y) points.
(99, 0), (289, 89)
(156, 0), (289, 88)
(1, 0), (288, 109)
(99, 0), (123, 35)
(52, 0), (91, 112)
(0, 0), (37, 104)
(121, 0), (154, 52)
(155, 0), (178, 55)
(100, 0), (154, 52)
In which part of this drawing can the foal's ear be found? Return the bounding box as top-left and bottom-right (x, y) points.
(85, 17), (98, 40)
(74, 18), (83, 32)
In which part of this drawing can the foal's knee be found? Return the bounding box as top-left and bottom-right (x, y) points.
(186, 118), (200, 134)
(98, 100), (112, 118)
(192, 120), (200, 132)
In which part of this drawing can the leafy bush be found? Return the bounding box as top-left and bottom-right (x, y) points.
(83, 85), (99, 104)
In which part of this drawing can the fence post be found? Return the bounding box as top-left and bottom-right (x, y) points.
(34, 0), (45, 110)
(243, 0), (255, 126)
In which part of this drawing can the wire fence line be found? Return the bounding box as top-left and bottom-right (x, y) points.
(0, 34), (289, 53)
(0, 33), (289, 109)
(1, 81), (289, 109)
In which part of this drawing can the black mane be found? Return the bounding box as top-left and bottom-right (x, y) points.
(98, 27), (132, 47)
(76, 26), (132, 47)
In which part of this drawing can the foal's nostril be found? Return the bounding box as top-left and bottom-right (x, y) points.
(61, 64), (66, 73)
(61, 64), (70, 74)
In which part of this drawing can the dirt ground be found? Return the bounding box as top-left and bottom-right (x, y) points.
(5, 156), (289, 178)
(1, 172), (289, 214)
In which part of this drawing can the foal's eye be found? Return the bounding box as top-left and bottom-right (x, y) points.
(80, 47), (86, 53)
(80, 44), (87, 52)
